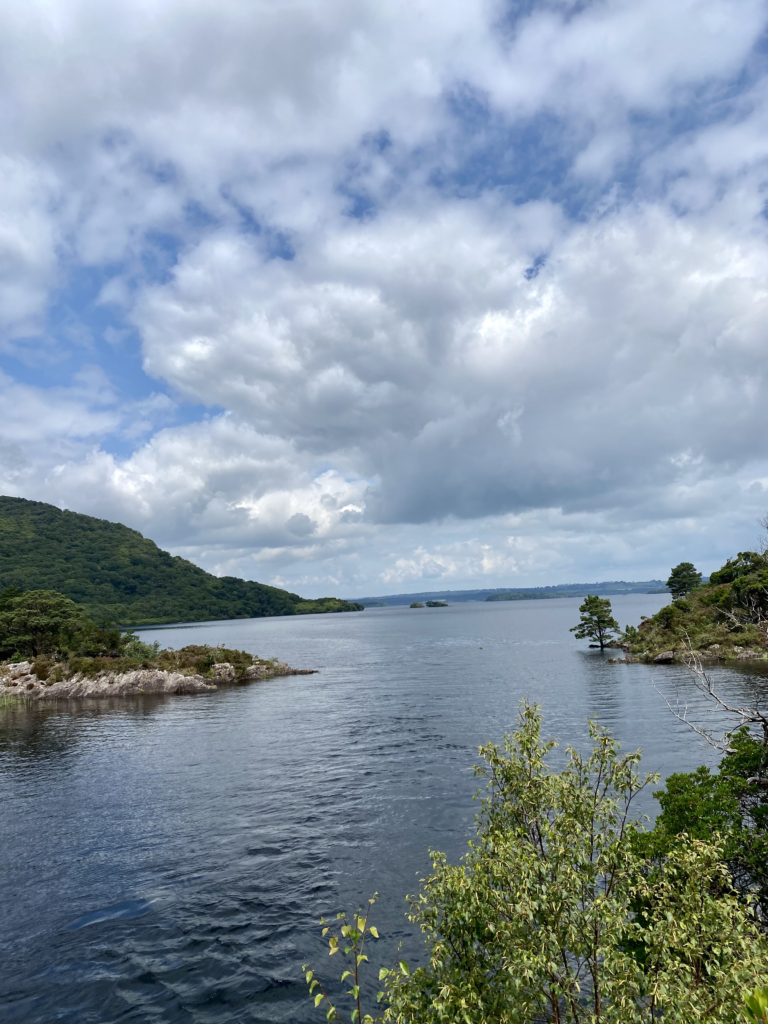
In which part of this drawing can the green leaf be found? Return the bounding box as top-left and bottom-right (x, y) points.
(357, 917), (366, 932)
(341, 970), (352, 982)
(398, 961), (410, 976)
(314, 993), (324, 1007)
(305, 970), (313, 983)
(368, 926), (379, 939)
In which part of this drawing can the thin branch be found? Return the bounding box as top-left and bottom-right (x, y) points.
(653, 637), (768, 754)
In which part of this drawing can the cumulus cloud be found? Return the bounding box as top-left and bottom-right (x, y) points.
(133, 195), (768, 529)
(0, 0), (767, 594)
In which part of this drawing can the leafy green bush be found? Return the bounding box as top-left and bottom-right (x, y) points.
(306, 704), (768, 1023)
(120, 631), (161, 660)
(638, 727), (768, 923)
(745, 985), (768, 1022)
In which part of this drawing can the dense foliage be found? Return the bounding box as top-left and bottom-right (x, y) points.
(622, 549), (768, 660)
(0, 588), (123, 660)
(637, 728), (768, 925)
(570, 594), (620, 649)
(0, 496), (363, 625)
(666, 561), (702, 598)
(306, 704), (768, 1023)
(0, 588), (286, 682)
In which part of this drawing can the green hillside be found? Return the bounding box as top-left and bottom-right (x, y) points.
(0, 496), (363, 626)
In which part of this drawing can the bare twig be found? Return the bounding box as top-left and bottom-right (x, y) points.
(653, 636), (768, 755)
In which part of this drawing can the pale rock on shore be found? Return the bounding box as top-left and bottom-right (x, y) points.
(0, 660), (315, 700)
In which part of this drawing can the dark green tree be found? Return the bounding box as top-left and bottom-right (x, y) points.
(637, 728), (768, 923)
(570, 594), (619, 649)
(0, 589), (122, 660)
(0, 586), (23, 610)
(666, 561), (702, 598)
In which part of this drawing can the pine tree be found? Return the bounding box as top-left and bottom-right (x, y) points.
(570, 594), (619, 649)
(667, 561), (702, 598)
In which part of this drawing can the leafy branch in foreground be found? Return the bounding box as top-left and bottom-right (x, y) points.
(745, 985), (768, 1022)
(646, 642), (768, 925)
(305, 702), (768, 1023)
(303, 896), (383, 1023)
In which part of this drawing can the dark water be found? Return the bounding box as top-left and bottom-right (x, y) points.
(2, 596), (768, 1023)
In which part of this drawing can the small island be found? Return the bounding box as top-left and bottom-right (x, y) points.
(425, 600), (448, 607)
(410, 601), (425, 608)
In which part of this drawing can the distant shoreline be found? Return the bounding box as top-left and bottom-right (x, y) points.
(351, 581), (669, 607)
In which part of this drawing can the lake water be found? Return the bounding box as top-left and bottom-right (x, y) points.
(2, 595), (768, 1024)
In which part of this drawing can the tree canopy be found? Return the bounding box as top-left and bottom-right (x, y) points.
(0, 588), (123, 660)
(666, 561), (702, 598)
(621, 547), (768, 660)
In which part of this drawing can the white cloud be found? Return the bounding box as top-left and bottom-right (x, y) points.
(131, 193), (768, 530)
(0, 0), (767, 594)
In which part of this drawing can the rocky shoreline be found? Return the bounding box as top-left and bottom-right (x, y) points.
(607, 644), (768, 665)
(0, 658), (316, 701)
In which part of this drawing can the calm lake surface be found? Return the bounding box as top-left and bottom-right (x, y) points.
(3, 595), (768, 1024)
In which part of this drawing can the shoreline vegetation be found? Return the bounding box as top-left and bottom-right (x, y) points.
(610, 549), (768, 664)
(0, 588), (315, 703)
(0, 496), (363, 626)
(0, 644), (316, 702)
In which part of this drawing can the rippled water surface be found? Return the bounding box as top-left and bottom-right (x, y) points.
(3, 596), (768, 1023)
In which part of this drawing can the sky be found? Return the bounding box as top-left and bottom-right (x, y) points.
(1, 0), (768, 598)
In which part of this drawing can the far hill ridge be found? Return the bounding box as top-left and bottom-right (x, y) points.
(351, 581), (668, 607)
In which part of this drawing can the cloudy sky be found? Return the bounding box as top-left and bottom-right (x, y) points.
(2, 0), (768, 597)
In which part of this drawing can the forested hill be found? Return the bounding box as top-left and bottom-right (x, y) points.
(0, 496), (363, 626)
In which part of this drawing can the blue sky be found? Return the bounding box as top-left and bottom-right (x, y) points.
(1, 0), (768, 597)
